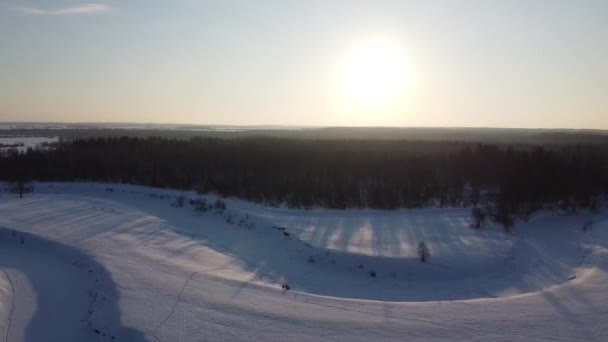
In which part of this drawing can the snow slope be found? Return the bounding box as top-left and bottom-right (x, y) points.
(0, 182), (607, 341)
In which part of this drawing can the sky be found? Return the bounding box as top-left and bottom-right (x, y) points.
(0, 0), (607, 128)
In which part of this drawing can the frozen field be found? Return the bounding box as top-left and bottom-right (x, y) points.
(0, 137), (58, 152)
(0, 183), (607, 341)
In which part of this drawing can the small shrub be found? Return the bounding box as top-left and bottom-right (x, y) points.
(497, 214), (514, 232)
(214, 199), (227, 213)
(8, 181), (33, 198)
(369, 270), (377, 278)
(417, 242), (430, 262)
(471, 207), (486, 229)
(171, 194), (186, 208)
(193, 197), (208, 212)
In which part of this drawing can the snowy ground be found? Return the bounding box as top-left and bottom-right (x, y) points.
(0, 137), (58, 152)
(0, 183), (607, 341)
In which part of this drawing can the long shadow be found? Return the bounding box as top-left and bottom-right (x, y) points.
(12, 187), (605, 302)
(0, 228), (148, 342)
(182, 207), (606, 301)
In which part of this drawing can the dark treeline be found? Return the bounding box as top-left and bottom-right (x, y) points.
(4, 126), (608, 145)
(1, 137), (607, 217)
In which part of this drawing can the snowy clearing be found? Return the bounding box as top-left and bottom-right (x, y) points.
(0, 137), (58, 152)
(0, 182), (607, 341)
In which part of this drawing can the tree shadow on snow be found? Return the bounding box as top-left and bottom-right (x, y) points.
(0, 228), (148, 342)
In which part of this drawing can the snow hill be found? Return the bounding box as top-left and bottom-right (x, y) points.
(0, 182), (607, 341)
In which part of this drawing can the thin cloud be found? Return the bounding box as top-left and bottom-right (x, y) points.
(15, 3), (109, 15)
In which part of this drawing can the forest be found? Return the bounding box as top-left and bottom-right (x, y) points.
(1, 136), (607, 224)
(3, 126), (608, 144)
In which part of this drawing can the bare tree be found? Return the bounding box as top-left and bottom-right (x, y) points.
(8, 180), (33, 198)
(417, 242), (430, 262)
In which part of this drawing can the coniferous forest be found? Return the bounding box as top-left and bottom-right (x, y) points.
(1, 136), (607, 221)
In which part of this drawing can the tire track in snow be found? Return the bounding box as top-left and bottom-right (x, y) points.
(1, 270), (15, 342)
(152, 272), (196, 342)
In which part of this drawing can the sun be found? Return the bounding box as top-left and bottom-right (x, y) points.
(337, 39), (408, 112)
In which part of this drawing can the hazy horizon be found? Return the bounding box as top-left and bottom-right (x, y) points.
(1, 1), (607, 129)
(4, 121), (608, 134)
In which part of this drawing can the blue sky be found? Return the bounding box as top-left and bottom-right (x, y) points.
(1, 0), (606, 128)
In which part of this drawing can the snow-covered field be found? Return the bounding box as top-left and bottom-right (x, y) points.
(0, 183), (607, 341)
(0, 137), (58, 152)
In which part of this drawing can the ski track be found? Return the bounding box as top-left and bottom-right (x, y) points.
(152, 272), (196, 342)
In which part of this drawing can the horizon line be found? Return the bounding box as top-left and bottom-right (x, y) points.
(1, 121), (608, 132)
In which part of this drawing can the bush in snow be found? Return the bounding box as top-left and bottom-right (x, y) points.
(471, 207), (486, 229)
(494, 201), (515, 232)
(214, 199), (227, 213)
(171, 193), (186, 208)
(8, 180), (33, 198)
(192, 197), (208, 212)
(417, 242), (430, 262)
(495, 212), (514, 232)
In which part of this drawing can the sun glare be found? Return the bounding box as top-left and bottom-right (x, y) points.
(337, 39), (408, 113)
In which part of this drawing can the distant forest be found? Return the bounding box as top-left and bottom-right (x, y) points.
(1, 136), (607, 222)
(3, 126), (608, 144)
